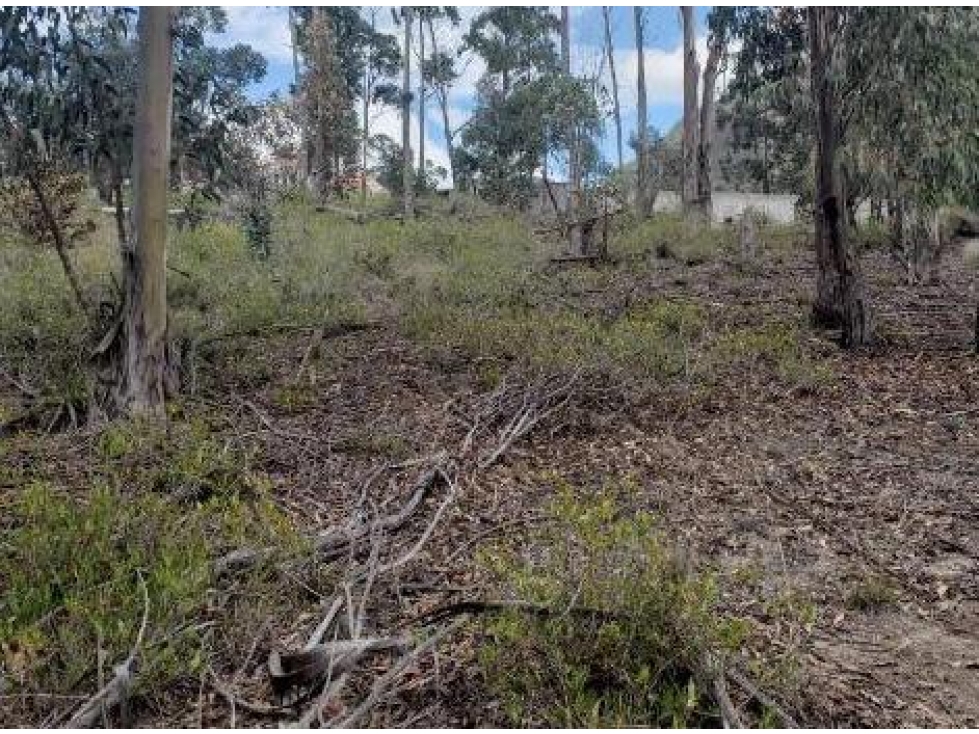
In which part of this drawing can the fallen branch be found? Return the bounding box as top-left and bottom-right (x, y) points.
(727, 666), (800, 728)
(213, 459), (448, 577)
(327, 617), (468, 728)
(208, 671), (286, 717)
(198, 320), (378, 348)
(403, 597), (618, 629)
(478, 371), (580, 469)
(312, 463), (448, 559)
(65, 572), (149, 728)
(269, 638), (410, 701)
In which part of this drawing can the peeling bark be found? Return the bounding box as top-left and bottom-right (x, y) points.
(114, 6), (175, 416)
(809, 7), (870, 347)
(681, 7), (700, 213)
(635, 7), (651, 218)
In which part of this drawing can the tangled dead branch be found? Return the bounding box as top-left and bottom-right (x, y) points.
(201, 370), (584, 727)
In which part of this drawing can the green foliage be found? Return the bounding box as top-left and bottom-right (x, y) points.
(844, 574), (897, 612)
(479, 478), (739, 727)
(0, 479), (296, 696)
(168, 217), (366, 341)
(0, 237), (104, 400)
(708, 321), (833, 390)
(404, 298), (707, 380)
(242, 183), (273, 259)
(457, 7), (603, 204)
(369, 133), (446, 196)
(95, 417), (268, 503)
(0, 169), (95, 250)
(614, 213), (735, 265)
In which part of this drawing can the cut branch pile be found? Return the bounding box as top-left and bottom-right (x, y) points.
(206, 369), (584, 728)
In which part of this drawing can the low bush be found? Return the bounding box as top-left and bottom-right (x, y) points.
(0, 479), (300, 700)
(478, 478), (743, 727)
(613, 214), (735, 265)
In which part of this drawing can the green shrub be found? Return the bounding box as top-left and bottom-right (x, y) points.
(614, 214), (734, 265)
(479, 478), (742, 727)
(708, 321), (834, 390)
(0, 477), (302, 701)
(844, 574), (897, 612)
(94, 417), (267, 503)
(405, 298), (707, 380)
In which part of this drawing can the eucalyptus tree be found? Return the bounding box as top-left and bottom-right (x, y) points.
(421, 7), (462, 187)
(808, 7), (869, 347)
(302, 6), (350, 199)
(727, 6), (979, 344)
(602, 7), (623, 173)
(0, 6), (134, 312)
(463, 6), (560, 97)
(634, 7), (651, 217)
(695, 8), (733, 219)
(459, 6), (563, 203)
(291, 7), (399, 198)
(680, 7), (699, 213)
(401, 5), (414, 216)
(841, 7), (979, 283)
(114, 6), (175, 415)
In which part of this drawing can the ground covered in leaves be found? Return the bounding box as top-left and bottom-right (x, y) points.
(1, 203), (977, 727)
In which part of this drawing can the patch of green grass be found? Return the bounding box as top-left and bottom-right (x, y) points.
(613, 213), (735, 265)
(844, 574), (898, 612)
(478, 476), (742, 727)
(707, 321), (835, 391)
(405, 297), (708, 380)
(271, 383), (318, 413)
(335, 427), (412, 459)
(93, 417), (268, 505)
(0, 479), (301, 700)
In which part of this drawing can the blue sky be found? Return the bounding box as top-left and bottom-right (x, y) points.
(209, 6), (715, 181)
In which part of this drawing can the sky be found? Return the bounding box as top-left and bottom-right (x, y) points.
(207, 6), (716, 184)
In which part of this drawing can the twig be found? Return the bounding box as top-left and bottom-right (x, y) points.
(711, 667), (743, 730)
(328, 617), (468, 728)
(312, 461), (447, 559)
(305, 596), (345, 651)
(209, 672), (286, 717)
(213, 457), (447, 577)
(374, 468), (457, 576)
(65, 571), (150, 728)
(726, 666), (800, 728)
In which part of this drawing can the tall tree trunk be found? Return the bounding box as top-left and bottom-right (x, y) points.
(602, 7), (623, 173)
(115, 6), (174, 416)
(808, 6), (870, 347)
(427, 19), (456, 189)
(417, 13), (425, 189)
(402, 7), (414, 218)
(361, 10), (375, 210)
(634, 7), (650, 218)
(681, 6), (700, 213)
(561, 6), (583, 254)
(696, 31), (723, 221)
(288, 7), (308, 184)
(307, 7), (344, 201)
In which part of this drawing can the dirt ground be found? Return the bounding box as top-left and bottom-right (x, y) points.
(3, 233), (978, 727)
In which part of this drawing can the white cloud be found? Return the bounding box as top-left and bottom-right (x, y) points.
(608, 34), (709, 112)
(214, 6), (294, 65)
